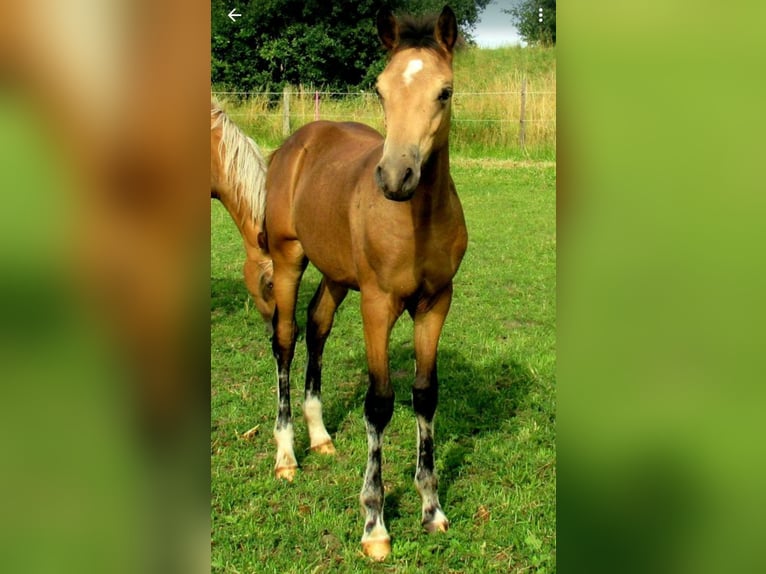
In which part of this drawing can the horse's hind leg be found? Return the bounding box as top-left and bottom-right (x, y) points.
(411, 285), (453, 533)
(304, 277), (348, 454)
(270, 242), (306, 481)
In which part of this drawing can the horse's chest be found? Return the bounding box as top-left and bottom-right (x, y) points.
(361, 224), (465, 297)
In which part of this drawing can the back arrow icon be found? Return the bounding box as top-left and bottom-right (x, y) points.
(228, 9), (241, 22)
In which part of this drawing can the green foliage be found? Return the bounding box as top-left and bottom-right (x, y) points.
(212, 0), (493, 91)
(506, 0), (556, 46)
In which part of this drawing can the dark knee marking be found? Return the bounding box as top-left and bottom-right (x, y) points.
(365, 389), (394, 432)
(412, 381), (438, 421)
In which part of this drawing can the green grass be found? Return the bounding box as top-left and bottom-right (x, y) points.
(211, 159), (556, 573)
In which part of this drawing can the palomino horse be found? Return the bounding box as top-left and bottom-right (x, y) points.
(260, 7), (467, 560)
(210, 102), (275, 326)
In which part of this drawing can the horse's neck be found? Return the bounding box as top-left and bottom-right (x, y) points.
(216, 189), (261, 251)
(414, 145), (454, 213)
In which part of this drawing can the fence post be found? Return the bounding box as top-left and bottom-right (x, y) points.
(314, 91), (320, 121)
(519, 77), (527, 148)
(282, 85), (291, 137)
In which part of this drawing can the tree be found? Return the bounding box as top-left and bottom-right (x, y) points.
(506, 0), (556, 46)
(211, 0), (493, 92)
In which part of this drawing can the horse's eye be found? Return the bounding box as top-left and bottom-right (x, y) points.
(438, 88), (452, 102)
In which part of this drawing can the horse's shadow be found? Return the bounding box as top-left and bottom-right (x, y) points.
(318, 336), (534, 517)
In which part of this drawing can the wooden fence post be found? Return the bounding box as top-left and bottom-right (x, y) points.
(282, 85), (291, 137)
(519, 77), (527, 148)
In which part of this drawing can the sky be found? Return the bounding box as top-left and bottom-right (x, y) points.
(471, 0), (524, 48)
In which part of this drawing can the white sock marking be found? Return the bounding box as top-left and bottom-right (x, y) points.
(303, 395), (331, 447)
(274, 424), (296, 468)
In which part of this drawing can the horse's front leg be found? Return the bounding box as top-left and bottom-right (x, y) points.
(412, 284), (453, 533)
(359, 290), (401, 561)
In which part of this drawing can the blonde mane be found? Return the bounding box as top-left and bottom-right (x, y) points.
(211, 102), (267, 226)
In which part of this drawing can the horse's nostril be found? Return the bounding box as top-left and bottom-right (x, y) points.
(374, 165), (385, 190)
(403, 167), (413, 183)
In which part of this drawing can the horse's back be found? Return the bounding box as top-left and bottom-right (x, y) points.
(270, 121), (382, 170)
(292, 120), (382, 144)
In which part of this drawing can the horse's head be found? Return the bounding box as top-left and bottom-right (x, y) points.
(255, 261), (275, 335)
(374, 6), (457, 202)
(244, 255), (275, 334)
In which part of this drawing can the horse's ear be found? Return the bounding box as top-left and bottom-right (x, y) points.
(377, 8), (398, 51)
(435, 5), (458, 53)
(257, 231), (268, 251)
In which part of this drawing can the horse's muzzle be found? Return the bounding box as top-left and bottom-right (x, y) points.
(375, 159), (419, 202)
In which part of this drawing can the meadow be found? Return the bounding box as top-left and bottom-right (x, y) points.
(213, 45), (556, 161)
(211, 46), (556, 573)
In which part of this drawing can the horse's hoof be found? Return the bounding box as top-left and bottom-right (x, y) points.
(310, 441), (336, 455)
(361, 537), (391, 561)
(425, 519), (449, 533)
(275, 465), (297, 482)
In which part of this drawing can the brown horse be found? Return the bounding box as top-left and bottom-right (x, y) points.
(210, 102), (275, 327)
(260, 7), (467, 560)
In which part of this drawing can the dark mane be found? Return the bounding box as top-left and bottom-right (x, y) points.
(396, 14), (441, 51)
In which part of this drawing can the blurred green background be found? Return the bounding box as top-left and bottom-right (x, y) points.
(559, 2), (766, 573)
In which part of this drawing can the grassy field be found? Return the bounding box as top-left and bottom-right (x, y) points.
(211, 157), (556, 572)
(213, 46), (556, 161)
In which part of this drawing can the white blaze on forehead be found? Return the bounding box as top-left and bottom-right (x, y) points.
(402, 58), (424, 85)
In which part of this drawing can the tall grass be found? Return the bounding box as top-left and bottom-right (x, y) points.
(213, 46), (556, 160)
(451, 46), (556, 159)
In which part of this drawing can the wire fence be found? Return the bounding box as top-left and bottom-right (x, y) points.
(212, 91), (556, 96)
(212, 86), (556, 152)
